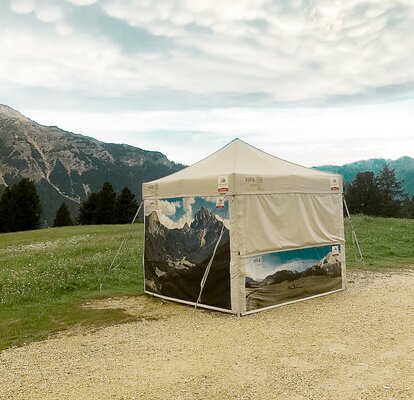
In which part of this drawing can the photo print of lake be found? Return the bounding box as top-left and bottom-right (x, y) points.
(144, 196), (231, 310)
(245, 245), (343, 312)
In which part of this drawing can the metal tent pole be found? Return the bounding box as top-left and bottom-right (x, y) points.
(343, 199), (366, 270)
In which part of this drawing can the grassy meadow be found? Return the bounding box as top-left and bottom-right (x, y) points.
(344, 215), (414, 269)
(1, 215), (413, 351)
(0, 224), (144, 351)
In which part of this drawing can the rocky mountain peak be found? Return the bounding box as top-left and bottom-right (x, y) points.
(0, 104), (28, 120)
(148, 211), (162, 235)
(191, 206), (217, 230)
(0, 104), (185, 225)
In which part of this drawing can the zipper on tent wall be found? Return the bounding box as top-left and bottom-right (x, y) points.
(343, 199), (366, 270)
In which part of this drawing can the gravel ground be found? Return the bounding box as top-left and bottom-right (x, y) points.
(1, 270), (413, 400)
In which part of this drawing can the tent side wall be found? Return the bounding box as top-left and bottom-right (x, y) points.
(143, 195), (233, 313)
(234, 192), (346, 315)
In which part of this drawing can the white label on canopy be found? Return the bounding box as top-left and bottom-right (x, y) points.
(216, 197), (225, 208)
(330, 177), (340, 191)
(218, 175), (229, 192)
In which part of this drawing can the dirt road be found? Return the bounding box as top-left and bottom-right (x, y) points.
(1, 270), (413, 400)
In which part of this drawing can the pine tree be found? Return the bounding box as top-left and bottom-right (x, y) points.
(114, 186), (138, 224)
(14, 179), (42, 231)
(345, 171), (381, 216)
(53, 203), (74, 227)
(95, 182), (116, 224)
(0, 179), (41, 232)
(376, 163), (407, 217)
(0, 187), (16, 232)
(78, 192), (99, 225)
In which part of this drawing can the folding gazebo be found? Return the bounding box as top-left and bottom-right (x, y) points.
(142, 139), (345, 315)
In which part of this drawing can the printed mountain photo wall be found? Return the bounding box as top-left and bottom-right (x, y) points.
(144, 196), (231, 310)
(245, 245), (343, 312)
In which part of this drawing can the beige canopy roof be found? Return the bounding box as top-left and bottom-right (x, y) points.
(143, 139), (343, 198)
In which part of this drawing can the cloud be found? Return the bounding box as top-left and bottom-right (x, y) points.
(158, 200), (180, 216)
(95, 0), (414, 103)
(3, 0), (414, 106)
(55, 22), (73, 37)
(157, 197), (195, 229)
(9, 0), (35, 14)
(65, 0), (98, 5)
(35, 4), (64, 23)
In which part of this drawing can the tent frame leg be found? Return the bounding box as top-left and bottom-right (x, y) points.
(343, 199), (366, 270)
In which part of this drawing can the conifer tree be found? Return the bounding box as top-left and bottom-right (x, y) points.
(95, 182), (116, 224)
(376, 163), (407, 217)
(114, 186), (138, 224)
(78, 192), (99, 225)
(53, 203), (74, 227)
(0, 179), (41, 232)
(345, 172), (381, 215)
(0, 187), (16, 232)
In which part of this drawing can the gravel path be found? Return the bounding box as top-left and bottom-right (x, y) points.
(1, 270), (413, 400)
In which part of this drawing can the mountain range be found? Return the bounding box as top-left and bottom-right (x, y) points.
(1, 104), (413, 226)
(315, 157), (414, 196)
(0, 105), (184, 225)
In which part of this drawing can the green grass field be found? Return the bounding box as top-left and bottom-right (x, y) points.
(0, 224), (144, 351)
(344, 215), (414, 269)
(1, 215), (413, 351)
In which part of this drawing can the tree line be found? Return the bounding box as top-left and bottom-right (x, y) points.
(78, 182), (138, 225)
(1, 167), (413, 233)
(345, 163), (414, 218)
(0, 180), (139, 232)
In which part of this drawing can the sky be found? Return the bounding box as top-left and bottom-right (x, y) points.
(1, 0), (414, 166)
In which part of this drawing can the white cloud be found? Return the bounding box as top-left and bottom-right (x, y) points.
(55, 22), (73, 37)
(65, 0), (98, 5)
(158, 197), (195, 229)
(0, 26), (151, 95)
(97, 0), (414, 102)
(35, 4), (64, 23)
(3, 0), (414, 104)
(158, 200), (180, 216)
(9, 0), (35, 14)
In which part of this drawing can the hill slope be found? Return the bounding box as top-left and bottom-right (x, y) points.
(0, 105), (184, 225)
(315, 157), (414, 196)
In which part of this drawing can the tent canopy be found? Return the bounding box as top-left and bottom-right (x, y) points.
(143, 138), (342, 198)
